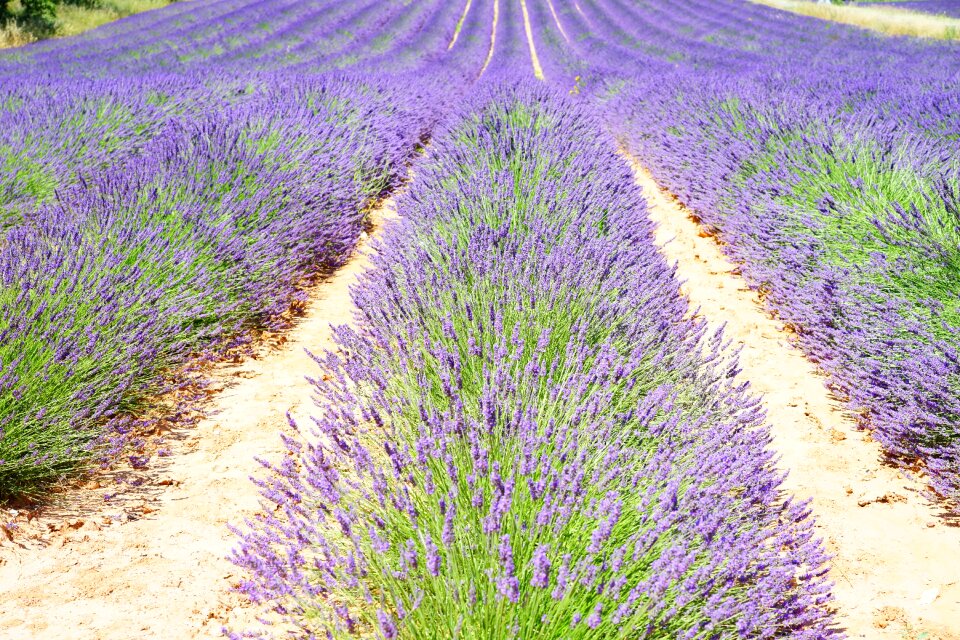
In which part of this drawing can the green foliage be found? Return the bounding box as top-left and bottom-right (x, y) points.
(21, 0), (57, 32)
(0, 0), (171, 48)
(711, 96), (960, 339)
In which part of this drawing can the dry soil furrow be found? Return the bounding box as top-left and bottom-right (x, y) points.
(0, 199), (398, 640)
(627, 157), (960, 640)
(479, 0), (499, 77)
(544, 0), (569, 42)
(447, 0), (473, 50)
(520, 0), (545, 80)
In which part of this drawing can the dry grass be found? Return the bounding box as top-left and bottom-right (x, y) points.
(0, 18), (35, 48)
(751, 0), (960, 40)
(56, 0), (172, 38)
(0, 0), (172, 49)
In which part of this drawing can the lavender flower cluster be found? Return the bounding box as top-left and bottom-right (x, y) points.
(525, 0), (960, 513)
(231, 82), (836, 638)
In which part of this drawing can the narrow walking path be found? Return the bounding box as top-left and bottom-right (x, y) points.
(627, 157), (960, 640)
(544, 0), (569, 42)
(520, 0), (545, 80)
(479, 0), (499, 76)
(447, 0), (473, 50)
(0, 199), (398, 639)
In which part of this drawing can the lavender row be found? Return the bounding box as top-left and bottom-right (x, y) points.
(0, 72), (442, 498)
(0, 75), (229, 229)
(231, 81), (836, 639)
(0, 0), (459, 77)
(533, 0), (960, 513)
(0, 0), (478, 229)
(0, 0), (487, 498)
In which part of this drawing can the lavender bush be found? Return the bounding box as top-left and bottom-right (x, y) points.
(526, 0), (960, 513)
(231, 82), (836, 639)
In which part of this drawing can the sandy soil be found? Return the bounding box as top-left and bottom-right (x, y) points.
(627, 158), (960, 640)
(545, 0), (569, 42)
(0, 198), (398, 640)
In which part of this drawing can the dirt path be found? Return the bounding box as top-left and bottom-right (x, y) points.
(447, 0), (473, 50)
(0, 199), (398, 640)
(627, 158), (960, 640)
(479, 0), (499, 76)
(519, 0), (545, 80)
(544, 0), (569, 42)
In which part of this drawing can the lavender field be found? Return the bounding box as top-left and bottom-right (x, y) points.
(2, 0), (959, 638)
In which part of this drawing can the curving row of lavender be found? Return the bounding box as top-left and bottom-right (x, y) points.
(0, 0), (487, 498)
(231, 80), (836, 639)
(526, 0), (960, 514)
(225, 2), (845, 637)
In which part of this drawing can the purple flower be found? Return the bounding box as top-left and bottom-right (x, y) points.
(530, 545), (551, 589)
(377, 610), (397, 640)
